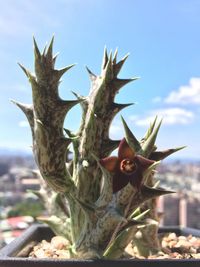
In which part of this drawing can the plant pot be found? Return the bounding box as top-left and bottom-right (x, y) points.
(0, 224), (199, 267)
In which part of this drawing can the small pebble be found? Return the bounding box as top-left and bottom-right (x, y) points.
(189, 247), (197, 253)
(56, 249), (70, 258)
(175, 240), (191, 248)
(168, 240), (177, 248)
(29, 236), (71, 259)
(51, 236), (70, 250)
(191, 253), (200, 259)
(34, 248), (47, 258)
(167, 232), (177, 240)
(178, 235), (187, 240)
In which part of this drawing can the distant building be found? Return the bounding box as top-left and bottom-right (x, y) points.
(158, 194), (200, 229)
(0, 166), (40, 206)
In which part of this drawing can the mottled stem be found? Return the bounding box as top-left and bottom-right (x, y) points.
(14, 39), (179, 259)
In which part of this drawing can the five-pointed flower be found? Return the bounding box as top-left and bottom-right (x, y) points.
(100, 138), (155, 193)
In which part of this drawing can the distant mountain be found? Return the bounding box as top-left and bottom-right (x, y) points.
(163, 157), (200, 164)
(0, 147), (32, 156)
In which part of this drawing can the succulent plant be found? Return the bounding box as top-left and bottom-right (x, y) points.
(13, 37), (185, 259)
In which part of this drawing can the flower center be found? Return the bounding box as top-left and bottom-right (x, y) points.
(120, 159), (136, 174)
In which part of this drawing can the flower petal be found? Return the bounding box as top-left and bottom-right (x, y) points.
(100, 156), (119, 172)
(113, 171), (130, 193)
(118, 138), (135, 160)
(134, 155), (155, 171)
(129, 156), (155, 189)
(130, 169), (143, 189)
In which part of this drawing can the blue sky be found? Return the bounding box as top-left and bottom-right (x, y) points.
(0, 0), (200, 160)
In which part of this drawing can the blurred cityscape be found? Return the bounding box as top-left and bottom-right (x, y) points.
(0, 151), (41, 248)
(0, 150), (200, 248)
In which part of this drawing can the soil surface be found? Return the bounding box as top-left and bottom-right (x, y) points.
(28, 233), (200, 259)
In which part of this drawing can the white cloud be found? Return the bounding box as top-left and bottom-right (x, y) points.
(165, 77), (200, 104)
(19, 120), (29, 127)
(130, 108), (194, 127)
(109, 123), (123, 139)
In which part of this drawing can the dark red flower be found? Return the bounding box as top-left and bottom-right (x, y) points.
(100, 138), (155, 193)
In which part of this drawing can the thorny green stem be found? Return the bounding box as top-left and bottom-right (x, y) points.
(14, 38), (181, 259)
